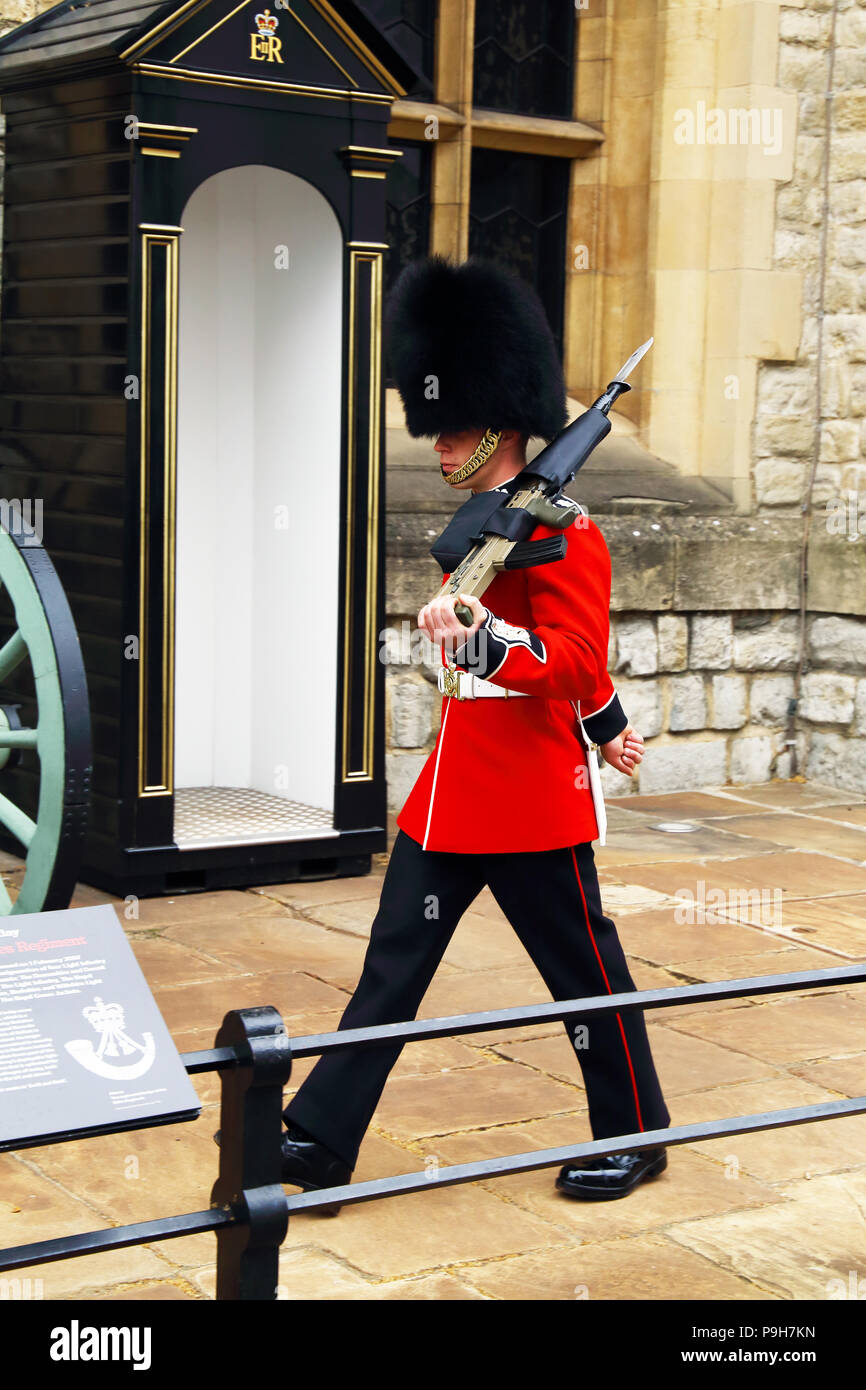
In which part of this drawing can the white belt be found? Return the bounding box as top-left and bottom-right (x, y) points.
(437, 667), (531, 701)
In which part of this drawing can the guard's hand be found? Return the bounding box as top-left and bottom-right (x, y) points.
(417, 592), (487, 657)
(601, 725), (645, 777)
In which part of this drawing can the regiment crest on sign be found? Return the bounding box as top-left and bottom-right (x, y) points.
(64, 996), (156, 1080)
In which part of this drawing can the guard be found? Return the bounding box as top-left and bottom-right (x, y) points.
(281, 256), (672, 1205)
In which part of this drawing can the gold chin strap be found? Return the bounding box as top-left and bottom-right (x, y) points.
(441, 428), (502, 487)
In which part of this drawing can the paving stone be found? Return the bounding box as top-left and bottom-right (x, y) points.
(788, 1053), (866, 1097)
(152, 969), (350, 1037)
(0, 1155), (169, 1297)
(194, 1247), (489, 1301)
(614, 906), (782, 967)
(129, 937), (243, 992)
(440, 910), (545, 973)
(249, 874), (385, 912)
(284, 1179), (568, 1281)
(664, 990), (866, 1065)
(675, 1076), (866, 1181)
(491, 1024), (774, 1098)
(715, 812), (866, 861)
(722, 780), (863, 810)
(671, 945), (851, 989)
(22, 1123), (225, 1270)
(161, 914), (368, 992)
(92, 1281), (199, 1300)
(596, 823), (782, 868)
(614, 852), (866, 904)
(329, 1272), (489, 1299)
(69, 882), (123, 909)
(120, 890), (291, 930)
(667, 1169), (866, 1299)
(371, 1061), (585, 1143)
(457, 1233), (775, 1301)
(718, 891), (866, 959)
(607, 790), (780, 818)
(286, 1034), (484, 1093)
(593, 881), (679, 915)
(814, 803), (866, 828)
(434, 1124), (782, 1242)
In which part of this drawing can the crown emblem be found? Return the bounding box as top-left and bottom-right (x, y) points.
(254, 8), (279, 34)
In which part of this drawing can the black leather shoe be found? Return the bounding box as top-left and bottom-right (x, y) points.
(279, 1123), (352, 1216)
(556, 1147), (667, 1201)
(211, 1125), (351, 1216)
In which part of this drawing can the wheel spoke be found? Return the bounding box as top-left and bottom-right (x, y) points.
(0, 629), (28, 683)
(0, 789), (36, 849)
(0, 727), (37, 749)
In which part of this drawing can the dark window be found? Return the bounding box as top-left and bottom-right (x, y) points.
(469, 148), (569, 355)
(385, 139), (432, 301)
(360, 0), (436, 97)
(473, 0), (575, 119)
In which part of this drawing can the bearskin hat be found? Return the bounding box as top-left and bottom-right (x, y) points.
(385, 255), (567, 442)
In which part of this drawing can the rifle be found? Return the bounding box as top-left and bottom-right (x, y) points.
(435, 338), (653, 626)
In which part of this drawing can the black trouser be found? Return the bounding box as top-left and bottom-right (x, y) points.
(284, 830), (670, 1169)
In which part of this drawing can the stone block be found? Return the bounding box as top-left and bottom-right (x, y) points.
(733, 615), (801, 670)
(807, 539), (866, 619)
(729, 735), (775, 784)
(809, 615), (866, 667)
(820, 419), (860, 463)
(614, 617), (658, 676)
(389, 676), (434, 748)
(657, 613), (688, 671)
(673, 517), (801, 612)
(385, 753), (428, 812)
(754, 458), (806, 506)
(806, 732), (866, 794)
(710, 674), (747, 730)
(800, 672), (857, 724)
(690, 614), (733, 669)
(754, 415), (814, 457)
(750, 674), (796, 725)
(669, 674), (708, 732)
(615, 678), (664, 739)
(637, 740), (728, 794)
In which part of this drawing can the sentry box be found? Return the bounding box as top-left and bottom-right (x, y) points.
(0, 1), (414, 896)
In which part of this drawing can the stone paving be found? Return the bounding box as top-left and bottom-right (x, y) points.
(3, 779), (866, 1301)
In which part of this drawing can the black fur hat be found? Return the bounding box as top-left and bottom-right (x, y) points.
(385, 255), (567, 442)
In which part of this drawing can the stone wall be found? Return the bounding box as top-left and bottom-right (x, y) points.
(384, 512), (866, 810)
(755, 1), (866, 511)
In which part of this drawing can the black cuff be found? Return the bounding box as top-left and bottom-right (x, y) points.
(582, 692), (627, 745)
(451, 610), (508, 679)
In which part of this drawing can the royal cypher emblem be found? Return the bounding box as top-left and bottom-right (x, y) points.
(250, 8), (283, 64)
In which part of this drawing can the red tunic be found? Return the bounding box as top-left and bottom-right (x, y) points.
(397, 513), (627, 854)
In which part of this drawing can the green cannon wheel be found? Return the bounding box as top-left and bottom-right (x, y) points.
(0, 522), (91, 914)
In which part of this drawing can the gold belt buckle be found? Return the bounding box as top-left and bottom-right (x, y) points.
(441, 664), (464, 700)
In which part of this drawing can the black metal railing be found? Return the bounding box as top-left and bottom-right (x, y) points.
(2, 963), (866, 1298)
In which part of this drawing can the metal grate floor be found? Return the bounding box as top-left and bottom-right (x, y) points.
(173, 786), (336, 849)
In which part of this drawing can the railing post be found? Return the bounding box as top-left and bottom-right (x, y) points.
(210, 1005), (292, 1300)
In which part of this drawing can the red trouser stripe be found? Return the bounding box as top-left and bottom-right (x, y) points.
(570, 846), (645, 1133)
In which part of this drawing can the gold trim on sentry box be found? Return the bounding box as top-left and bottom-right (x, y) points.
(120, 0), (209, 58)
(123, 0), (405, 95)
(138, 229), (180, 798)
(341, 246), (383, 783)
(131, 61), (394, 103)
(309, 0), (405, 96)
